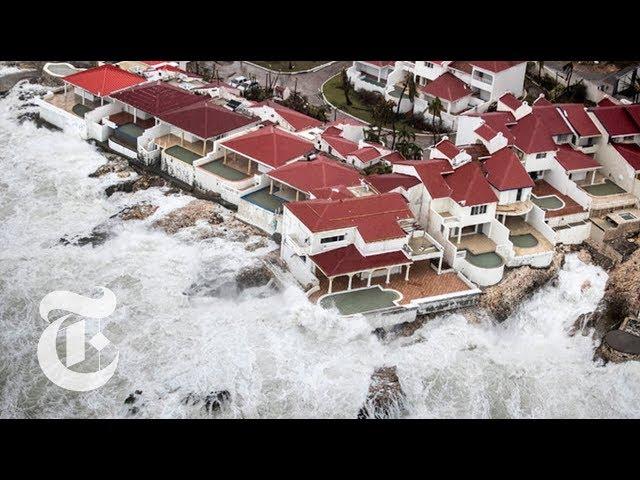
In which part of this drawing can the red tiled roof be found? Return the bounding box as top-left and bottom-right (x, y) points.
(480, 111), (516, 143)
(396, 159), (453, 199)
(499, 93), (522, 111)
(64, 65), (146, 97)
(365, 173), (421, 193)
(533, 96), (553, 107)
(555, 145), (601, 171)
(532, 105), (573, 136)
(157, 64), (200, 78)
(348, 146), (382, 162)
(448, 61), (473, 74)
(159, 101), (256, 139)
(253, 100), (323, 131)
(364, 60), (395, 68)
(111, 81), (204, 117)
(321, 131), (359, 156)
(142, 61), (167, 66)
(309, 185), (355, 200)
(557, 104), (601, 137)
(434, 139), (461, 159)
(470, 61), (524, 73)
(420, 72), (472, 102)
(381, 151), (407, 164)
(310, 244), (410, 277)
(590, 105), (640, 137)
(284, 192), (412, 242)
(474, 123), (499, 141)
(267, 155), (361, 193)
(444, 161), (498, 206)
(597, 97), (618, 107)
(482, 148), (534, 190)
(220, 125), (314, 168)
(612, 143), (640, 171)
(510, 112), (558, 154)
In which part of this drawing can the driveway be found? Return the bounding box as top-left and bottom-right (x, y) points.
(211, 60), (350, 106)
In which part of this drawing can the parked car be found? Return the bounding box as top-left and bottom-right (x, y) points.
(229, 76), (248, 88)
(238, 79), (259, 92)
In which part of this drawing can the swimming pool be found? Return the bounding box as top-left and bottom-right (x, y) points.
(510, 233), (539, 248)
(165, 145), (202, 165)
(319, 286), (401, 315)
(531, 194), (564, 211)
(464, 251), (504, 268)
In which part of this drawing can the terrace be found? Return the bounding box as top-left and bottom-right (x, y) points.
(241, 188), (287, 214)
(310, 260), (474, 309)
(154, 133), (213, 157)
(46, 90), (97, 117)
(504, 217), (554, 257)
(532, 180), (585, 218)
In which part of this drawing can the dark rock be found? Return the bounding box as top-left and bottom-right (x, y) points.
(135, 390), (142, 395)
(235, 264), (274, 290)
(124, 394), (136, 405)
(481, 251), (564, 322)
(357, 366), (406, 419)
(117, 204), (158, 221)
(105, 174), (166, 197)
(60, 223), (111, 247)
(128, 406), (140, 415)
(182, 390), (231, 413)
(204, 390), (231, 413)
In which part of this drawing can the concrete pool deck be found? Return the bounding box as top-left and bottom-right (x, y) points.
(310, 260), (474, 306)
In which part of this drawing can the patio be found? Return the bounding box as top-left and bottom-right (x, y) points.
(165, 145), (202, 165)
(199, 159), (251, 182)
(504, 217), (554, 256)
(533, 181), (586, 218)
(454, 233), (496, 255)
(47, 90), (97, 115)
(310, 260), (473, 306)
(241, 188), (287, 213)
(154, 133), (213, 157)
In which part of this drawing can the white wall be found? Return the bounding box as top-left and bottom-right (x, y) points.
(489, 63), (527, 100)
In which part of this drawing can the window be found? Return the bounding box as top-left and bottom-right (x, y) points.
(320, 235), (345, 244)
(440, 224), (445, 234)
(425, 62), (434, 69)
(516, 188), (523, 201)
(471, 205), (487, 215)
(535, 152), (546, 159)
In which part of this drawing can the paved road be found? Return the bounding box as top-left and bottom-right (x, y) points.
(211, 60), (350, 106)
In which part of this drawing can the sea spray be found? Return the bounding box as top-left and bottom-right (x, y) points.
(1, 75), (640, 418)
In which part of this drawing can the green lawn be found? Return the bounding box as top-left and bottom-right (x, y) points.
(322, 74), (420, 133)
(251, 61), (329, 72)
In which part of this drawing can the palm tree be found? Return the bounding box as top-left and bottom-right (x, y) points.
(427, 97), (444, 145)
(562, 61), (574, 86)
(340, 68), (353, 106)
(391, 72), (418, 149)
(537, 60), (545, 79)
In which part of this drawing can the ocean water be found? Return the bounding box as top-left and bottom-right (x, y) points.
(1, 77), (639, 419)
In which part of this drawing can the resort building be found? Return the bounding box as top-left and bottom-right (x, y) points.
(280, 192), (477, 317)
(246, 100), (324, 135)
(209, 125), (316, 231)
(456, 97), (639, 244)
(391, 151), (511, 287)
(37, 64), (147, 141)
(346, 60), (527, 128)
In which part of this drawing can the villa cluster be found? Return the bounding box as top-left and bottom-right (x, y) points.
(37, 60), (640, 318)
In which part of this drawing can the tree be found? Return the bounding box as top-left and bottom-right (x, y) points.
(562, 61), (574, 86)
(537, 60), (545, 79)
(391, 72), (417, 149)
(427, 97), (444, 145)
(340, 68), (353, 106)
